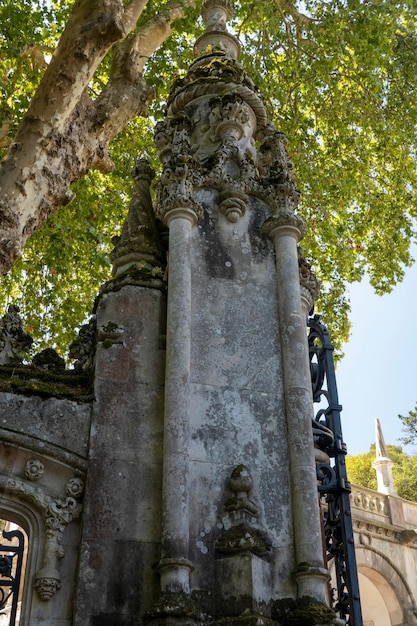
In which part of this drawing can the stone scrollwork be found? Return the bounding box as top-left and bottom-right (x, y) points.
(1, 473), (84, 601)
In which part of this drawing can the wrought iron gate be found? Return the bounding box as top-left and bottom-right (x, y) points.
(308, 314), (363, 626)
(0, 526), (25, 626)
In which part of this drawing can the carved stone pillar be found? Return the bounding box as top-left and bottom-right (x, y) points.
(158, 205), (200, 595)
(263, 212), (329, 602)
(154, 108), (204, 598)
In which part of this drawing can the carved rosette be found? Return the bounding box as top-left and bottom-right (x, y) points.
(25, 459), (45, 481)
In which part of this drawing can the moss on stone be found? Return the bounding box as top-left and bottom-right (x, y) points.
(0, 365), (93, 401)
(271, 596), (335, 626)
(215, 614), (276, 626)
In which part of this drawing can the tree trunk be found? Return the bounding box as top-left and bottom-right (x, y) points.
(0, 0), (196, 276)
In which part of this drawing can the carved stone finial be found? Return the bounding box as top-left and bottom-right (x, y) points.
(110, 159), (165, 278)
(225, 464), (258, 515)
(0, 305), (33, 366)
(372, 419), (397, 496)
(194, 0), (241, 60)
(215, 465), (271, 557)
(375, 418), (389, 459)
(68, 316), (97, 371)
(201, 0), (232, 31)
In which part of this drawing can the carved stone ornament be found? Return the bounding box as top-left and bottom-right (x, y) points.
(34, 575), (62, 601)
(298, 247), (320, 311)
(25, 459), (45, 481)
(0, 473), (84, 601)
(68, 316), (97, 371)
(0, 305), (33, 366)
(154, 113), (203, 225)
(110, 159), (165, 278)
(257, 125), (301, 214)
(215, 465), (271, 557)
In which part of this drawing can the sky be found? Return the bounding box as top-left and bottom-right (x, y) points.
(334, 252), (417, 457)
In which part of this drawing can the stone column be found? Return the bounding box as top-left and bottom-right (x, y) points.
(158, 206), (199, 594)
(264, 212), (329, 602)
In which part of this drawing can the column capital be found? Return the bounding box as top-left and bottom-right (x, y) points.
(262, 211), (307, 242)
(162, 200), (204, 227)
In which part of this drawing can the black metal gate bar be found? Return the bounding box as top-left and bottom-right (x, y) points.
(308, 314), (363, 626)
(0, 527), (25, 626)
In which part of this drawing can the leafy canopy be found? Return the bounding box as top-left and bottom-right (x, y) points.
(0, 0), (416, 355)
(346, 443), (417, 502)
(398, 404), (417, 446)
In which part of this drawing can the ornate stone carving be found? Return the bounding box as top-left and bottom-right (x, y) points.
(110, 159), (165, 278)
(34, 577), (61, 601)
(25, 459), (45, 481)
(154, 113), (203, 224)
(0, 305), (33, 365)
(68, 316), (97, 370)
(298, 247), (320, 312)
(216, 465), (271, 557)
(66, 476), (84, 498)
(0, 473), (84, 601)
(257, 125), (300, 214)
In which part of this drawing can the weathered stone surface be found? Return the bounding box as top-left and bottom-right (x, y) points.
(75, 284), (166, 624)
(0, 393), (91, 459)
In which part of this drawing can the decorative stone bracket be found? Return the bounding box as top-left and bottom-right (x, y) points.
(1, 468), (84, 601)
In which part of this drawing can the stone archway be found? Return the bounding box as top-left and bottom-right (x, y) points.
(356, 545), (416, 625)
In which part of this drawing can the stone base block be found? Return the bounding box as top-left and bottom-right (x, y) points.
(216, 553), (271, 617)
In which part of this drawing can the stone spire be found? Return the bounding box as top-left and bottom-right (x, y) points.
(372, 419), (397, 496)
(110, 159), (165, 278)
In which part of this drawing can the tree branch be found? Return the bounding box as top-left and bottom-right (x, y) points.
(128, 0), (198, 72)
(0, 0), (199, 276)
(272, 0), (313, 27)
